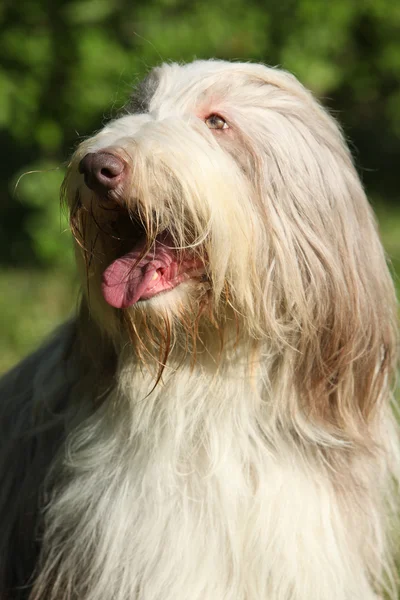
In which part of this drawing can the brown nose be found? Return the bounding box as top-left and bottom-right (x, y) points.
(79, 152), (126, 196)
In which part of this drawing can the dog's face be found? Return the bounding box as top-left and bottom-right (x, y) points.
(66, 61), (272, 331)
(65, 61), (351, 329)
(64, 60), (396, 429)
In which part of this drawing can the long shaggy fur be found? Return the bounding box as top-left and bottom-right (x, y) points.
(1, 60), (399, 600)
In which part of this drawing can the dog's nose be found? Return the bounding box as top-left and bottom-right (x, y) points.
(79, 152), (126, 195)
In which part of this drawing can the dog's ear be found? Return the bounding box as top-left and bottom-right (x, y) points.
(249, 66), (398, 441)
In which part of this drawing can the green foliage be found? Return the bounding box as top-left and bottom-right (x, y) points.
(13, 162), (74, 269)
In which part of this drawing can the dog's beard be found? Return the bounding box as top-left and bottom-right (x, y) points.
(67, 190), (236, 381)
(64, 119), (259, 368)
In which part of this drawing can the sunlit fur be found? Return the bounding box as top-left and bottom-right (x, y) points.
(1, 60), (399, 600)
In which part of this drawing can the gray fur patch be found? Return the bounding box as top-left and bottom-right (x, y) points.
(127, 70), (160, 114)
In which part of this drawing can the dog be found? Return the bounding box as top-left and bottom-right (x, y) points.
(0, 59), (399, 600)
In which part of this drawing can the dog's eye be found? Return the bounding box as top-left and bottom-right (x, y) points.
(205, 114), (228, 130)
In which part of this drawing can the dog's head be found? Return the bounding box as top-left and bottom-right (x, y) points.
(64, 60), (397, 436)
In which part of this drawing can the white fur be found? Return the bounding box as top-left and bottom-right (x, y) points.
(17, 60), (399, 599)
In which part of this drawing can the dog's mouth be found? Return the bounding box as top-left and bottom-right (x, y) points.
(101, 228), (206, 309)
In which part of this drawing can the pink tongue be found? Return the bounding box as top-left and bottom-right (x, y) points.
(101, 236), (176, 308)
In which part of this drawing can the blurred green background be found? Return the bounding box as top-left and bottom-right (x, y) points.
(1, 0), (399, 373)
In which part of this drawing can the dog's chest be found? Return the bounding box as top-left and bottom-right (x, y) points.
(45, 364), (376, 600)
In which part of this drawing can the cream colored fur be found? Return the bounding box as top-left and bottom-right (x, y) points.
(5, 60), (399, 600)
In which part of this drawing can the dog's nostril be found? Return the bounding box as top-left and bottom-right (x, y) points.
(79, 152), (126, 193)
(100, 168), (115, 179)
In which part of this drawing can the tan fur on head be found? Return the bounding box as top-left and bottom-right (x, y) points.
(29, 60), (399, 600)
(64, 60), (397, 441)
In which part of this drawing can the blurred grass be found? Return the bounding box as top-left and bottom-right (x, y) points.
(0, 268), (78, 373)
(0, 207), (399, 375)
